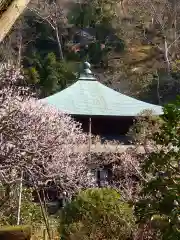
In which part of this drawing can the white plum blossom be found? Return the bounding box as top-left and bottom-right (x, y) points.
(0, 63), (94, 193)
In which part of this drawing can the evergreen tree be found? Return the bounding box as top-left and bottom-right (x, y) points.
(135, 97), (180, 240)
(24, 52), (76, 97)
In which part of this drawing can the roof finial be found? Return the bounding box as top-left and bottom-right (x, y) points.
(84, 61), (91, 69)
(83, 61), (92, 75)
(79, 61), (96, 81)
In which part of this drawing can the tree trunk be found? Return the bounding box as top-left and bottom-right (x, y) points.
(55, 25), (63, 60)
(33, 182), (52, 240)
(164, 38), (171, 74)
(0, 0), (31, 43)
(155, 71), (161, 105)
(17, 170), (23, 225)
(17, 33), (22, 68)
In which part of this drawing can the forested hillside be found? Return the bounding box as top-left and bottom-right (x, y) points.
(0, 2), (180, 239)
(0, 0), (180, 103)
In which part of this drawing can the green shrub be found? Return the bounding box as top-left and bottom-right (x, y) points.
(135, 98), (180, 239)
(59, 188), (136, 240)
(0, 186), (43, 226)
(0, 225), (31, 240)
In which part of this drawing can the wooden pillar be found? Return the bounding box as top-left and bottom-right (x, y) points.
(88, 117), (92, 161)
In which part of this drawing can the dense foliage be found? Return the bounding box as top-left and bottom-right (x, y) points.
(135, 98), (180, 239)
(60, 188), (136, 240)
(24, 52), (76, 97)
(0, 185), (42, 226)
(1, 0), (179, 101)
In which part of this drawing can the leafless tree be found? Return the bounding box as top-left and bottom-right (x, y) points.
(129, 0), (180, 74)
(29, 0), (69, 60)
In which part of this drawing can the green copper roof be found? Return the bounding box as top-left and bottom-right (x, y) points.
(42, 62), (163, 116)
